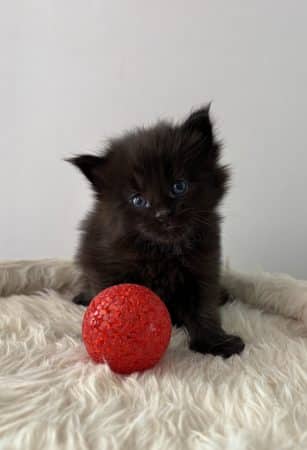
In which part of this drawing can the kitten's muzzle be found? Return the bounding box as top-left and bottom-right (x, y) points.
(155, 209), (178, 232)
(155, 209), (171, 222)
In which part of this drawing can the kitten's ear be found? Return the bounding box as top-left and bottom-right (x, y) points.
(182, 105), (213, 142)
(66, 154), (106, 190)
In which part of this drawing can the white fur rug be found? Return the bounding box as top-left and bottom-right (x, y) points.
(1, 260), (307, 450)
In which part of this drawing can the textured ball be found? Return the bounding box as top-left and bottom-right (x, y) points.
(82, 284), (172, 374)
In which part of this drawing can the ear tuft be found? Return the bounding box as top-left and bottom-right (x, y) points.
(182, 105), (213, 141)
(65, 154), (105, 187)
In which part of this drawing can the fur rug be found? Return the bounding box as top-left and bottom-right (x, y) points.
(0, 260), (307, 450)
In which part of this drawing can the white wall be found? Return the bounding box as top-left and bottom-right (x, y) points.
(1, 1), (307, 278)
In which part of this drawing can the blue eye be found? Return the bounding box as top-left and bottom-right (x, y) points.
(130, 194), (150, 208)
(171, 180), (188, 197)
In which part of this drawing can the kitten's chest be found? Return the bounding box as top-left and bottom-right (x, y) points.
(138, 255), (191, 300)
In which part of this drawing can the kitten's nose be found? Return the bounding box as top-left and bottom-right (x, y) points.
(155, 209), (171, 222)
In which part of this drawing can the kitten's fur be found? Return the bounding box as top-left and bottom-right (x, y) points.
(68, 106), (244, 358)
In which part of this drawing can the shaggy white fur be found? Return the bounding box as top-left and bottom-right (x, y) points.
(0, 260), (307, 450)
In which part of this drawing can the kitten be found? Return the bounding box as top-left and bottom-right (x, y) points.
(68, 106), (244, 358)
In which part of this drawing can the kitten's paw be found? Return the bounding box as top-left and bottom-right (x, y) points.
(211, 334), (245, 358)
(190, 334), (245, 358)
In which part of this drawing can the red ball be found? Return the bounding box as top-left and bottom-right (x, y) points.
(82, 284), (172, 374)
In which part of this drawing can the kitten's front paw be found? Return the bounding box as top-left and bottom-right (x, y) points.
(190, 334), (245, 358)
(212, 334), (245, 358)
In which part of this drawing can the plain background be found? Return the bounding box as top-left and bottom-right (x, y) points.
(1, 1), (306, 278)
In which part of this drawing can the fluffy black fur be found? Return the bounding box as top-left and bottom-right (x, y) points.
(68, 106), (244, 358)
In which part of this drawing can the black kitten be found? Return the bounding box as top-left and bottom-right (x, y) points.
(68, 106), (244, 358)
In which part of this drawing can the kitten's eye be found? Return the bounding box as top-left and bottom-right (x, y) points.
(171, 180), (189, 197)
(130, 194), (150, 208)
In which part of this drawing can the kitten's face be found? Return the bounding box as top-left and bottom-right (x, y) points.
(69, 107), (229, 245)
